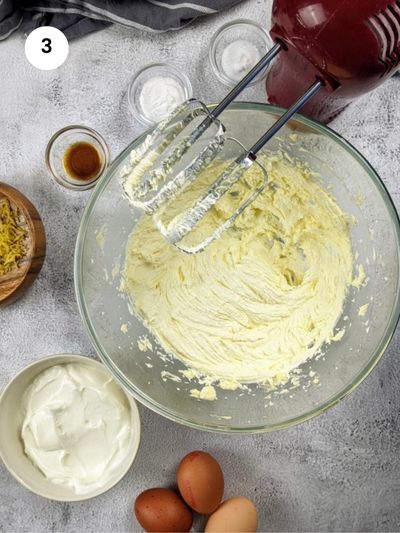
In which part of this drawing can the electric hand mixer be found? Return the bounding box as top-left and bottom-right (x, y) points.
(123, 0), (400, 254)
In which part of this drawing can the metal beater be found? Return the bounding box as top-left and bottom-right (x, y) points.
(122, 43), (321, 253)
(122, 0), (400, 253)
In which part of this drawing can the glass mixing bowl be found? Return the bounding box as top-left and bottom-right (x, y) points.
(74, 103), (400, 433)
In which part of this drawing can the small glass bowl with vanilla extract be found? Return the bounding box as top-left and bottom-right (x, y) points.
(46, 126), (110, 191)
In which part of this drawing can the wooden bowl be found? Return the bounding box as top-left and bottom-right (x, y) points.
(0, 182), (46, 306)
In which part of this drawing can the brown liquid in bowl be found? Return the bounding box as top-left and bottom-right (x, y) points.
(63, 142), (102, 181)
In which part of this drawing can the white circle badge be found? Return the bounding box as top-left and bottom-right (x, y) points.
(25, 26), (69, 71)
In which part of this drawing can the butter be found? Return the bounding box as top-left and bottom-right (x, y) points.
(352, 264), (366, 288)
(122, 155), (353, 390)
(190, 385), (217, 401)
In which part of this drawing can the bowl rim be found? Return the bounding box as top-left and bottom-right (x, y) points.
(74, 102), (400, 434)
(0, 353), (141, 501)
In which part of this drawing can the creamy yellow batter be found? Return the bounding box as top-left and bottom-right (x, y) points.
(122, 154), (353, 389)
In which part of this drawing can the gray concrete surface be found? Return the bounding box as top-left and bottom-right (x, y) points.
(1, 0), (400, 531)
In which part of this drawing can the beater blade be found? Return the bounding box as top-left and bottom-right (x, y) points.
(157, 79), (322, 253)
(153, 137), (269, 253)
(122, 100), (226, 214)
(122, 44), (282, 215)
(122, 43), (321, 254)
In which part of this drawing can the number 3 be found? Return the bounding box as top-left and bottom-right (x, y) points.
(41, 38), (52, 54)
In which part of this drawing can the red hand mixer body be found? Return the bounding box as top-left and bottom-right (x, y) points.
(266, 0), (400, 122)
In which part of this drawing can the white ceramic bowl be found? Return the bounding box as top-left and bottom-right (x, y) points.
(0, 354), (141, 501)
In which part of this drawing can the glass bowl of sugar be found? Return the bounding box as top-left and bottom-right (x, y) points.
(209, 19), (274, 87)
(128, 63), (193, 126)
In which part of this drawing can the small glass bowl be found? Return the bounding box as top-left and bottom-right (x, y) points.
(127, 63), (193, 127)
(45, 126), (110, 191)
(209, 19), (274, 88)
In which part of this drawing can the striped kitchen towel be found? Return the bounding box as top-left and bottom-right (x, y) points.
(0, 0), (244, 40)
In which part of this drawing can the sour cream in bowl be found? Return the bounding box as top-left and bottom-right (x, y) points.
(0, 354), (141, 501)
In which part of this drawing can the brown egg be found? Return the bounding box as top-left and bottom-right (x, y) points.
(205, 497), (258, 532)
(177, 451), (224, 514)
(134, 488), (193, 532)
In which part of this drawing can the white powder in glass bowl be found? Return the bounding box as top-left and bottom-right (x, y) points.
(139, 76), (186, 123)
(220, 40), (262, 82)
